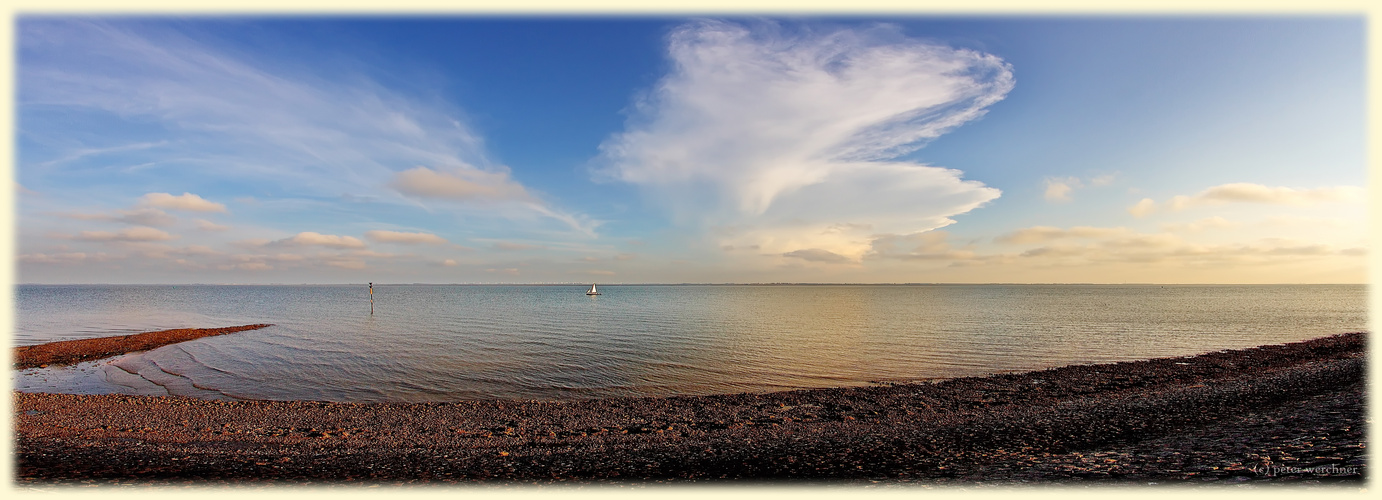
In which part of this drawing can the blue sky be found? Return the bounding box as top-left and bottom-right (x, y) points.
(16, 16), (1367, 283)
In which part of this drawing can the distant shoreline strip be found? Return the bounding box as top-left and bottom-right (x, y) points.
(13, 324), (272, 370)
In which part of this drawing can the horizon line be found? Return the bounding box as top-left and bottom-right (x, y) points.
(16, 282), (1366, 286)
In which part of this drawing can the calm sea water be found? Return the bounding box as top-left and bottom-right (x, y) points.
(12, 284), (1368, 402)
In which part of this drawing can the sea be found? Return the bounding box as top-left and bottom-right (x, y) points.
(11, 284), (1369, 402)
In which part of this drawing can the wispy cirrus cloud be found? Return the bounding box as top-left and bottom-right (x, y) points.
(28, 141), (170, 169)
(390, 166), (598, 236)
(597, 20), (1010, 261)
(21, 20), (483, 191)
(20, 19), (589, 236)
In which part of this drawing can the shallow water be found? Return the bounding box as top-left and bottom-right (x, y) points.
(12, 284), (1368, 402)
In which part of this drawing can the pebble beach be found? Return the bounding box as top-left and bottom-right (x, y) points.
(14, 331), (1367, 486)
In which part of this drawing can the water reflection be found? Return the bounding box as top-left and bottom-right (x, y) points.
(14, 284), (1368, 401)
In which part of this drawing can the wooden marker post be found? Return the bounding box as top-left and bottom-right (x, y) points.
(369, 282), (374, 314)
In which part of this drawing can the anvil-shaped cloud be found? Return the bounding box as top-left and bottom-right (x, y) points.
(597, 20), (1009, 261)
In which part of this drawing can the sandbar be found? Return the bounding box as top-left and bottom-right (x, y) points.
(13, 324), (272, 370)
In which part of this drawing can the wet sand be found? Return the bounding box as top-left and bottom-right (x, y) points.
(13, 324), (272, 370)
(14, 332), (1366, 486)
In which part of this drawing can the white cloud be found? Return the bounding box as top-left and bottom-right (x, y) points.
(596, 20), (1009, 260)
(61, 207), (176, 227)
(1128, 198), (1157, 217)
(216, 250), (379, 271)
(364, 229), (448, 245)
(441, 259), (458, 267)
(492, 242), (543, 251)
(782, 248), (851, 263)
(390, 167), (533, 203)
(118, 208), (177, 226)
(869, 231), (977, 260)
(995, 229), (1363, 269)
(219, 253), (307, 271)
(20, 252), (91, 264)
(572, 269), (616, 276)
(1043, 177), (1079, 202)
(1130, 183), (1364, 216)
(139, 192), (227, 213)
(1184, 183), (1364, 206)
(325, 259), (366, 270)
(1160, 216), (1236, 233)
(1263, 244), (1333, 256)
(1101, 233), (1183, 249)
(1042, 173), (1114, 203)
(120, 242), (178, 259)
(74, 227), (176, 242)
(179, 245), (219, 256)
(994, 226), (1133, 245)
(347, 250), (401, 258)
(195, 219), (229, 231)
(1261, 215), (1347, 228)
(1013, 237), (1362, 265)
(270, 232), (366, 249)
(230, 238), (271, 249)
(219, 262), (272, 271)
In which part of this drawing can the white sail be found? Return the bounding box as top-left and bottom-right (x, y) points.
(588, 284), (598, 294)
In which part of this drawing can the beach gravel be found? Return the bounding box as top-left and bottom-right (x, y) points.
(14, 332), (1366, 486)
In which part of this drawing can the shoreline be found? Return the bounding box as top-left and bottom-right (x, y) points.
(12, 324), (272, 370)
(15, 332), (1366, 484)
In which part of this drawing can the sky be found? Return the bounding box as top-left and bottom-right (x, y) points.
(14, 16), (1368, 284)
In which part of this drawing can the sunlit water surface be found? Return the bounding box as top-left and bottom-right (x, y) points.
(13, 284), (1367, 401)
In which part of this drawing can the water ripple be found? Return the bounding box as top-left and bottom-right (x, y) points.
(14, 284), (1368, 401)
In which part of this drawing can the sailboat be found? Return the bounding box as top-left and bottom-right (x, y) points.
(586, 283), (601, 296)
